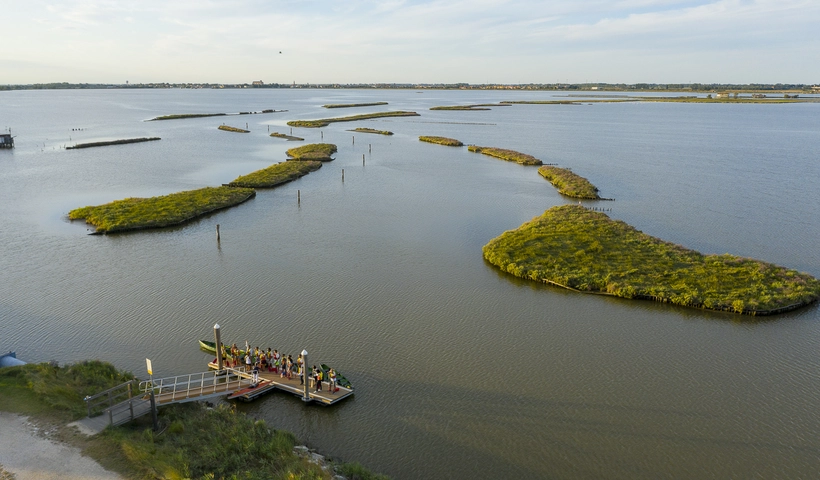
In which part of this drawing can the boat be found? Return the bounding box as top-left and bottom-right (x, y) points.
(199, 340), (246, 357)
(321, 363), (353, 389)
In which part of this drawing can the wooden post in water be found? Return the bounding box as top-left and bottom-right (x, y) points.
(352, 135), (355, 145)
(342, 169), (345, 182)
(321, 131), (323, 140)
(246, 123), (248, 129)
(369, 144), (371, 153)
(363, 154), (365, 166)
(216, 224), (220, 242)
(301, 349), (310, 402)
(298, 190), (301, 204)
(214, 323), (224, 371)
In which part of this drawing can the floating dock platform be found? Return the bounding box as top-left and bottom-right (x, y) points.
(208, 362), (353, 405)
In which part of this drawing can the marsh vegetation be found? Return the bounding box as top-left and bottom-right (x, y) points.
(468, 145), (542, 165)
(227, 161), (322, 188)
(286, 143), (338, 161)
(483, 205), (820, 315)
(218, 125), (250, 133)
(350, 127), (393, 135)
(287, 111), (420, 128)
(270, 132), (305, 141)
(66, 137), (161, 149)
(69, 186), (256, 233)
(538, 165), (600, 199)
(323, 102), (388, 109)
(419, 136), (463, 146)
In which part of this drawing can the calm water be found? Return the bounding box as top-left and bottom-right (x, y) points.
(2, 89), (820, 479)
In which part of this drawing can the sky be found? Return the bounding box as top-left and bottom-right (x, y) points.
(1, 0), (818, 84)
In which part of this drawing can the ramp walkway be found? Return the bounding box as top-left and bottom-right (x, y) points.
(70, 368), (251, 435)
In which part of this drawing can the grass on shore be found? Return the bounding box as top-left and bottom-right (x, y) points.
(69, 186), (256, 233)
(227, 161), (322, 188)
(66, 138), (161, 150)
(218, 125), (250, 133)
(286, 143), (338, 161)
(323, 102), (388, 109)
(270, 132), (305, 141)
(537, 165), (600, 199)
(350, 128), (393, 135)
(419, 136), (463, 146)
(483, 205), (820, 315)
(0, 361), (388, 480)
(467, 146), (542, 165)
(287, 111), (419, 128)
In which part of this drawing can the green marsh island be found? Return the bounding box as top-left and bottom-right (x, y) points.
(69, 186), (255, 234)
(227, 161), (322, 188)
(218, 125), (250, 133)
(323, 102), (389, 109)
(468, 146), (543, 165)
(419, 136), (463, 146)
(270, 132), (305, 141)
(538, 165), (601, 199)
(148, 109), (282, 121)
(66, 137), (161, 149)
(286, 143), (338, 161)
(430, 103), (511, 110)
(287, 111), (419, 128)
(483, 205), (820, 315)
(350, 127), (393, 135)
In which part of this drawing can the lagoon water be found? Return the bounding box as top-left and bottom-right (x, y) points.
(2, 88), (820, 479)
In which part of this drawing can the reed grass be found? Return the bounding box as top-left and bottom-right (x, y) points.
(483, 205), (820, 315)
(286, 143), (337, 161)
(227, 161), (321, 188)
(66, 138), (161, 149)
(429, 103), (510, 110)
(287, 111), (420, 128)
(538, 165), (600, 199)
(218, 125), (250, 133)
(467, 146), (542, 165)
(419, 136), (463, 146)
(69, 186), (256, 233)
(351, 127), (394, 135)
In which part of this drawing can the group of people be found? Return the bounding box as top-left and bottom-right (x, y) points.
(214, 342), (340, 394)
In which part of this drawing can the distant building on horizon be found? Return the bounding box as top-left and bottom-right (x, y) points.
(252, 80), (264, 87)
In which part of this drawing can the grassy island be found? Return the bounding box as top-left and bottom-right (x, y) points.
(69, 186), (256, 233)
(430, 103), (511, 110)
(419, 136), (463, 146)
(351, 127), (393, 135)
(483, 205), (820, 316)
(286, 143), (338, 161)
(149, 113), (228, 121)
(468, 146), (542, 166)
(287, 111), (420, 128)
(218, 125), (250, 133)
(66, 137), (161, 149)
(270, 132), (305, 141)
(227, 161), (322, 188)
(538, 165), (600, 199)
(0, 361), (387, 479)
(323, 102), (388, 109)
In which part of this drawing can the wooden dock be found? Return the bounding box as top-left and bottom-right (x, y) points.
(208, 362), (353, 405)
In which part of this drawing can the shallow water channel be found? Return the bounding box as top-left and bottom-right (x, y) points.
(1, 88), (820, 479)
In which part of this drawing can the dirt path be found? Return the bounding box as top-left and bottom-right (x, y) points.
(0, 412), (122, 480)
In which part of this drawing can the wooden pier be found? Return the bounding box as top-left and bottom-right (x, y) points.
(208, 362), (353, 405)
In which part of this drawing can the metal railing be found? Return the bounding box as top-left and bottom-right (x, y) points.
(83, 379), (140, 418)
(138, 367), (250, 403)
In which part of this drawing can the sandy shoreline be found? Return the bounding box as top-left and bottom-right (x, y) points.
(0, 412), (122, 480)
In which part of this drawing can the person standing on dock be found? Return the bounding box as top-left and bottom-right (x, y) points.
(245, 352), (252, 371)
(329, 368), (337, 393)
(252, 364), (260, 385)
(297, 353), (304, 385)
